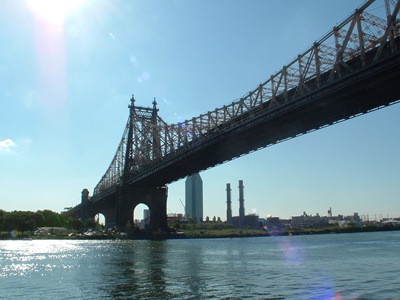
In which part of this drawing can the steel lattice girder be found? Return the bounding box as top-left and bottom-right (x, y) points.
(93, 0), (400, 197)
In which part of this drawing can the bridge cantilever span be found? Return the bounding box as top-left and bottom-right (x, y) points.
(66, 0), (400, 231)
(134, 44), (400, 187)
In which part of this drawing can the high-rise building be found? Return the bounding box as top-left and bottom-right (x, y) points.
(185, 173), (203, 221)
(143, 209), (150, 229)
(143, 209), (150, 223)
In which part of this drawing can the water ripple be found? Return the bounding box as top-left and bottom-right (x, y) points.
(1, 232), (400, 299)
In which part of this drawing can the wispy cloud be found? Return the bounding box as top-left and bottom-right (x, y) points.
(0, 138), (32, 154)
(0, 138), (16, 153)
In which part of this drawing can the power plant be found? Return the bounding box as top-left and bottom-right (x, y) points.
(226, 180), (259, 228)
(226, 183), (232, 224)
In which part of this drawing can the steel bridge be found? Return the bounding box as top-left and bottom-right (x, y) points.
(65, 0), (400, 231)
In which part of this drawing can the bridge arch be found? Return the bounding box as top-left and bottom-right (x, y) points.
(95, 213), (106, 226)
(120, 186), (169, 232)
(133, 203), (151, 230)
(79, 189), (119, 228)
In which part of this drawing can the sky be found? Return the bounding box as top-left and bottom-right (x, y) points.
(1, 0), (399, 221)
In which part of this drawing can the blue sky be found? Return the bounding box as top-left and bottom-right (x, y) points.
(1, 0), (399, 221)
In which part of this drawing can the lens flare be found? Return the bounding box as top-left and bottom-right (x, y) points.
(26, 0), (84, 121)
(27, 0), (83, 23)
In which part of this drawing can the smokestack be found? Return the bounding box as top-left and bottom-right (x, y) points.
(239, 180), (245, 227)
(226, 183), (232, 224)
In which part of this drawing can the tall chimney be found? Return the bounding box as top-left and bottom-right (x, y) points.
(226, 183), (232, 224)
(238, 180), (245, 227)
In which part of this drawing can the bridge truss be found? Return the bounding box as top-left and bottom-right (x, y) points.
(93, 0), (399, 197)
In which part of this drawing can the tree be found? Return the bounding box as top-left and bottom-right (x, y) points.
(66, 218), (84, 232)
(34, 212), (46, 227)
(170, 221), (181, 229)
(84, 218), (96, 230)
(1, 211), (37, 233)
(0, 209), (4, 229)
(20, 216), (36, 233)
(37, 210), (65, 227)
(2, 212), (16, 232)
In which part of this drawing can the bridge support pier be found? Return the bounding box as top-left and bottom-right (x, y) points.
(80, 189), (118, 228)
(116, 188), (133, 230)
(116, 185), (169, 233)
(146, 186), (168, 233)
(80, 189), (96, 222)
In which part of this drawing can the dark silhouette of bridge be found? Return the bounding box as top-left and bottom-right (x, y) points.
(65, 0), (400, 231)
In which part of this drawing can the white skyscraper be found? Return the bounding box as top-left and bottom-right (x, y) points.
(185, 173), (203, 221)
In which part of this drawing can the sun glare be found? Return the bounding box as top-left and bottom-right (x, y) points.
(27, 0), (83, 23)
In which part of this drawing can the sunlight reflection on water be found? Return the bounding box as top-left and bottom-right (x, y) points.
(0, 240), (89, 278)
(0, 232), (400, 299)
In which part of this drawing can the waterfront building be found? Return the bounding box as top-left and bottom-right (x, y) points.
(167, 213), (185, 224)
(231, 214), (260, 229)
(291, 211), (330, 228)
(185, 173), (203, 221)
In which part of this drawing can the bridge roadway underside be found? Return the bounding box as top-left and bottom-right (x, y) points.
(84, 45), (400, 232)
(134, 50), (400, 187)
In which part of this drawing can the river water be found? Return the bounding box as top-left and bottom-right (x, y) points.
(0, 231), (399, 299)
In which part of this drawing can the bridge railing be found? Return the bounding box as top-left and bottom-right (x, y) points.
(93, 0), (399, 197)
(153, 0), (399, 153)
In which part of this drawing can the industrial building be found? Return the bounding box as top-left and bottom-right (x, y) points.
(226, 179), (260, 229)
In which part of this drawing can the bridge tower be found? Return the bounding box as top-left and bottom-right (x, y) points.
(80, 188), (91, 221)
(114, 95), (168, 232)
(79, 95), (169, 233)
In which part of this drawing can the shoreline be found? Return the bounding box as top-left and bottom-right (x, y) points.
(2, 225), (399, 241)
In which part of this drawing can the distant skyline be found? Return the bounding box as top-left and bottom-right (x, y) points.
(1, 0), (399, 220)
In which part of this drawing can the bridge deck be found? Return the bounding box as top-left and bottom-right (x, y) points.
(122, 47), (400, 189)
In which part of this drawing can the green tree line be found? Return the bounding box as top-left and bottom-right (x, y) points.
(0, 209), (90, 234)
